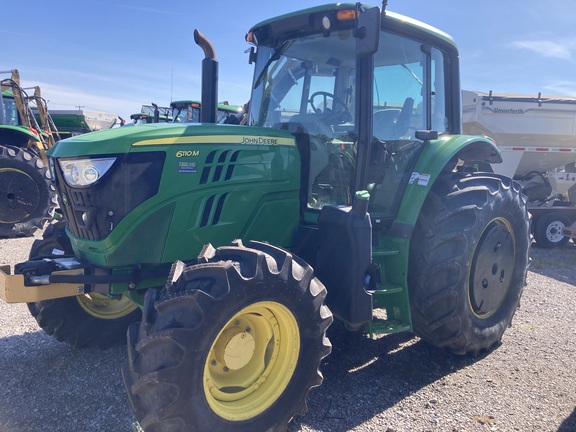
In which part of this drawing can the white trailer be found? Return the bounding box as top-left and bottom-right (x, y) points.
(462, 90), (576, 247)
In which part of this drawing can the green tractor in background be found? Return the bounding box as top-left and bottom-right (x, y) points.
(0, 3), (530, 431)
(127, 103), (172, 125)
(0, 69), (59, 237)
(170, 99), (246, 124)
(126, 100), (245, 125)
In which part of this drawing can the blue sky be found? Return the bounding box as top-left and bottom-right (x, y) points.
(3, 0), (575, 120)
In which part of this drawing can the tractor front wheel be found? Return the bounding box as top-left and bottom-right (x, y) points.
(123, 240), (332, 432)
(26, 220), (142, 349)
(408, 172), (530, 355)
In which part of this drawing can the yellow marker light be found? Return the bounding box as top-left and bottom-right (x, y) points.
(337, 10), (359, 21)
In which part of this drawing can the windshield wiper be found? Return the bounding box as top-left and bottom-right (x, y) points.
(401, 64), (423, 86)
(253, 40), (292, 89)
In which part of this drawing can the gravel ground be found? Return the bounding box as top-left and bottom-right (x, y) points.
(0, 233), (575, 432)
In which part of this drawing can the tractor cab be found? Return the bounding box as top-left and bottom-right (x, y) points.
(1, 90), (19, 126)
(247, 5), (456, 226)
(129, 113), (154, 125)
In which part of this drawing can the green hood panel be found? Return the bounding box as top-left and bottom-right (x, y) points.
(48, 124), (294, 157)
(54, 124), (300, 268)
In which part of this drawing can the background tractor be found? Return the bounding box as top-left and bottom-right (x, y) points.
(0, 69), (58, 237)
(0, 3), (530, 432)
(127, 103), (172, 125)
(126, 100), (246, 126)
(170, 99), (246, 124)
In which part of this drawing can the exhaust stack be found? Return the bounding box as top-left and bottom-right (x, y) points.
(194, 29), (218, 124)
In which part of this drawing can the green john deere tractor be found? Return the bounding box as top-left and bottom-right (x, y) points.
(170, 99), (246, 124)
(0, 3), (530, 431)
(128, 103), (172, 125)
(127, 101), (244, 126)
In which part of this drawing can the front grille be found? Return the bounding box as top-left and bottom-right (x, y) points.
(54, 152), (165, 241)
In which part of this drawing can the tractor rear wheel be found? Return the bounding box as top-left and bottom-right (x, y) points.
(123, 240), (332, 432)
(0, 145), (57, 237)
(26, 220), (142, 349)
(408, 172), (530, 355)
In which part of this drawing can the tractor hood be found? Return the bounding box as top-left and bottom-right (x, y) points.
(49, 122), (300, 269)
(48, 123), (293, 158)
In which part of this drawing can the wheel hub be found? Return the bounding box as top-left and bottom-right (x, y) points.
(214, 328), (256, 371)
(546, 220), (565, 242)
(469, 219), (515, 318)
(204, 301), (300, 421)
(0, 168), (40, 223)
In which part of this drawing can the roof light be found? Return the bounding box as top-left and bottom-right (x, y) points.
(337, 10), (359, 21)
(246, 31), (258, 44)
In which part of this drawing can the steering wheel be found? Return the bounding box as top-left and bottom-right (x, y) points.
(309, 91), (352, 125)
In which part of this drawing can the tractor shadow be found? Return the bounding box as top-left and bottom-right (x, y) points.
(288, 321), (489, 432)
(528, 241), (576, 286)
(558, 406), (576, 432)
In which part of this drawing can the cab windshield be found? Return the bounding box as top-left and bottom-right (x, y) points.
(172, 105), (201, 123)
(2, 96), (19, 126)
(249, 27), (448, 218)
(172, 104), (238, 124)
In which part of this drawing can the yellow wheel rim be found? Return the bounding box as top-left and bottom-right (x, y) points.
(203, 301), (300, 421)
(76, 293), (138, 319)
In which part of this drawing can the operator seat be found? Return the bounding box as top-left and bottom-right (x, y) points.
(373, 108), (401, 141)
(392, 97), (414, 138)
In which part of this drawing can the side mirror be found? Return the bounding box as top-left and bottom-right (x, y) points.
(356, 6), (380, 57)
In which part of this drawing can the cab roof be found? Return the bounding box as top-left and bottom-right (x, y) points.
(248, 3), (456, 51)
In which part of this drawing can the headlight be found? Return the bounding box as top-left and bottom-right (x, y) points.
(58, 157), (116, 187)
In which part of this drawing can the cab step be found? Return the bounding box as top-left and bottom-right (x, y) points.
(368, 318), (412, 336)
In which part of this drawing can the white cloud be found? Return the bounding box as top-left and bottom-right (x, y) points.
(510, 40), (573, 61)
(19, 80), (142, 119)
(541, 81), (576, 97)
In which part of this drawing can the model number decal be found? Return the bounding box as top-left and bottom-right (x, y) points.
(176, 150), (200, 158)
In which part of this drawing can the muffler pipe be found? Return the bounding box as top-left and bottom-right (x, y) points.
(194, 29), (218, 124)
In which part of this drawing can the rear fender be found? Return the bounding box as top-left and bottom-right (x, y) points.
(369, 136), (501, 330)
(394, 135), (501, 230)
